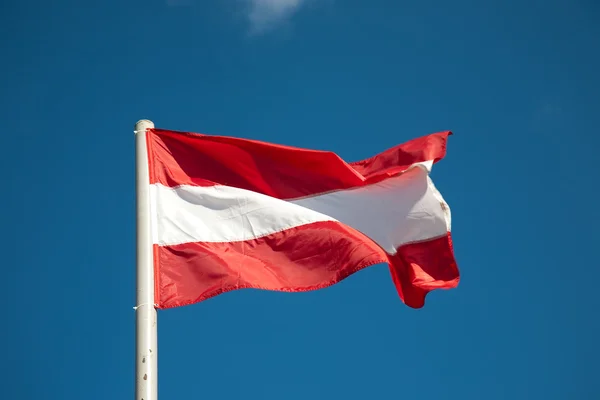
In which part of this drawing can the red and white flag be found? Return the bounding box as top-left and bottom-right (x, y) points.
(146, 129), (459, 309)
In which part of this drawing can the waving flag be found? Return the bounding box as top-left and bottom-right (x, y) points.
(145, 128), (459, 309)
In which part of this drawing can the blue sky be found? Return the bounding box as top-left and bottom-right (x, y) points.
(2, 0), (599, 399)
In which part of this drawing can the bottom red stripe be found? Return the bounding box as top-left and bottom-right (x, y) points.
(155, 221), (459, 309)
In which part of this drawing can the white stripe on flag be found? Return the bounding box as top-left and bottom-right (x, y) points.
(150, 162), (450, 254)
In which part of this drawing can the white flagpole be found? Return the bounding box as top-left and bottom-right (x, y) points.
(134, 119), (158, 400)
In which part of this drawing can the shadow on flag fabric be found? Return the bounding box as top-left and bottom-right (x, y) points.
(145, 128), (460, 309)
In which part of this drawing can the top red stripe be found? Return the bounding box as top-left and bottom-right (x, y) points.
(147, 129), (451, 199)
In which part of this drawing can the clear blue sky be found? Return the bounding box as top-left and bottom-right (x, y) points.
(2, 1), (599, 399)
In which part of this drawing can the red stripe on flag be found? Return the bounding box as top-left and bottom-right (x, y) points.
(155, 221), (458, 309)
(147, 129), (451, 199)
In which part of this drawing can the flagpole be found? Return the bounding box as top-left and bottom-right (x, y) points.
(134, 119), (158, 400)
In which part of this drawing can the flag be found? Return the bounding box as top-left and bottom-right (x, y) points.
(146, 128), (459, 309)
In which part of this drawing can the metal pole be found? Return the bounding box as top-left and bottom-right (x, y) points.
(135, 119), (157, 400)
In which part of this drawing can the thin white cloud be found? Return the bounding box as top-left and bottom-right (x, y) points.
(244, 0), (306, 34)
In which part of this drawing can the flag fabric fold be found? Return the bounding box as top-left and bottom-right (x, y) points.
(146, 128), (459, 309)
